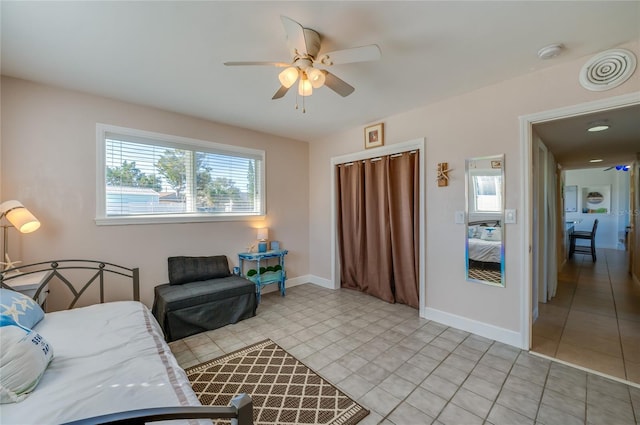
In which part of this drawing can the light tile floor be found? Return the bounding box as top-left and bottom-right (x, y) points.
(532, 248), (640, 383)
(170, 284), (640, 424)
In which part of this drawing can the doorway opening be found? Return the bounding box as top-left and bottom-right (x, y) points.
(521, 92), (640, 383)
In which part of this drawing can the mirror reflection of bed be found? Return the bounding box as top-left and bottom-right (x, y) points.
(467, 219), (502, 284)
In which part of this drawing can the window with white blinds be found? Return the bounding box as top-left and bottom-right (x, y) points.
(96, 124), (265, 224)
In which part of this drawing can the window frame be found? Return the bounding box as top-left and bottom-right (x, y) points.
(96, 123), (266, 225)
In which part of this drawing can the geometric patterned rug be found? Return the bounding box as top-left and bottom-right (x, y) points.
(468, 266), (502, 284)
(186, 339), (369, 425)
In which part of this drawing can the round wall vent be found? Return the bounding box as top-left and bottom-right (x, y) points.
(579, 49), (637, 91)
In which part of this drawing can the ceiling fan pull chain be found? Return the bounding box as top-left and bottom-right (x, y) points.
(302, 95), (306, 114)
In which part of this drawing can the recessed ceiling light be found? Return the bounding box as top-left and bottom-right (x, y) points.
(589, 159), (604, 163)
(537, 44), (564, 60)
(587, 120), (610, 132)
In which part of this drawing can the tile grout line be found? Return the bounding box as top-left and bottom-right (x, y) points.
(533, 355), (553, 424)
(554, 254), (581, 358)
(428, 334), (484, 424)
(377, 326), (497, 424)
(378, 323), (451, 424)
(601, 248), (640, 421)
(606, 248), (630, 383)
(479, 340), (519, 424)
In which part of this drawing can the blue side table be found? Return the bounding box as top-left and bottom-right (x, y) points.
(238, 249), (288, 302)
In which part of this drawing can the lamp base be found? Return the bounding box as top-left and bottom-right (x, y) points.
(258, 241), (268, 252)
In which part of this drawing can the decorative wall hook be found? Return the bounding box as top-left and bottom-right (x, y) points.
(437, 162), (452, 187)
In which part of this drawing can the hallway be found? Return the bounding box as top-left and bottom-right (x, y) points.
(532, 248), (640, 383)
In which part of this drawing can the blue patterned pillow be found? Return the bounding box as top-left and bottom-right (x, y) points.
(0, 288), (45, 329)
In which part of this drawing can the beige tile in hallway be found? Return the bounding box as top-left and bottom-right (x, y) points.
(170, 283), (640, 424)
(532, 248), (640, 383)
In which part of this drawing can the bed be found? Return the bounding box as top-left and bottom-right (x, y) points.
(0, 260), (252, 425)
(467, 221), (503, 269)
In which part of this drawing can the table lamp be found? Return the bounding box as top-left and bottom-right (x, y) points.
(257, 228), (269, 253)
(1, 200), (41, 270)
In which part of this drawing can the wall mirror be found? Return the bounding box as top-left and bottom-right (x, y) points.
(465, 154), (505, 287)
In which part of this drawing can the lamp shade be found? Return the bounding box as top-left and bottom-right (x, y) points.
(298, 77), (313, 96)
(0, 200), (40, 234)
(257, 228), (269, 241)
(307, 68), (326, 88)
(278, 67), (299, 88)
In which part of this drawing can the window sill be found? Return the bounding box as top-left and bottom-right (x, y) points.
(95, 213), (265, 226)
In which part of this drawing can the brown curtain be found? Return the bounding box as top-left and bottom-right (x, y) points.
(336, 151), (419, 308)
(336, 161), (365, 292)
(388, 152), (420, 308)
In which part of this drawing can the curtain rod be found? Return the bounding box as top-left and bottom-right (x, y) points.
(338, 150), (417, 167)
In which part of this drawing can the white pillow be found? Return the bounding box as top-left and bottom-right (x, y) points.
(0, 316), (54, 403)
(480, 227), (502, 241)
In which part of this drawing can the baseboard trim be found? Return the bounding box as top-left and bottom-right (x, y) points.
(423, 307), (523, 348)
(260, 275), (336, 295)
(308, 275), (334, 289)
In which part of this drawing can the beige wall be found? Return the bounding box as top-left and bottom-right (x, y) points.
(2, 40), (639, 342)
(1, 77), (310, 307)
(309, 40), (640, 335)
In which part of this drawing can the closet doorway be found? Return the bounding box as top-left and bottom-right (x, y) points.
(330, 138), (426, 314)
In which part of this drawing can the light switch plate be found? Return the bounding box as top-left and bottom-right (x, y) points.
(455, 211), (465, 224)
(505, 209), (516, 224)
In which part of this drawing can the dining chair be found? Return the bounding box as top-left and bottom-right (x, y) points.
(569, 219), (599, 262)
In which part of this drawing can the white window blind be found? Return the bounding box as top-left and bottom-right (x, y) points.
(96, 124), (264, 224)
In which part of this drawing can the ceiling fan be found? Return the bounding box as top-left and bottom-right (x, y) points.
(603, 165), (630, 171)
(224, 16), (381, 105)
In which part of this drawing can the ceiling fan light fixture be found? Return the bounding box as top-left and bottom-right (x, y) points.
(278, 67), (299, 88)
(307, 68), (326, 88)
(298, 75), (313, 96)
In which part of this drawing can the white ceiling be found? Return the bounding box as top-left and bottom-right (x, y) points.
(1, 1), (639, 144)
(534, 104), (640, 170)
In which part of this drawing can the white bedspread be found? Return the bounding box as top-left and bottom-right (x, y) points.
(468, 238), (502, 263)
(0, 301), (201, 425)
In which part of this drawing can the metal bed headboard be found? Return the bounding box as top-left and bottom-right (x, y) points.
(0, 259), (139, 310)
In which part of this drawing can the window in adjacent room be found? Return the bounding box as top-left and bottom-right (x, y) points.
(96, 124), (265, 225)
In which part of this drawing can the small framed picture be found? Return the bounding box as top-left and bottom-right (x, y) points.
(270, 241), (280, 251)
(364, 123), (384, 149)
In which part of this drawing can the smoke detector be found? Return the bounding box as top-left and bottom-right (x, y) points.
(537, 44), (563, 60)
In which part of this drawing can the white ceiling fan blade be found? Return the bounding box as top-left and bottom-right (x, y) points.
(281, 15), (309, 57)
(272, 85), (291, 100)
(316, 45), (381, 66)
(323, 71), (355, 97)
(224, 61), (290, 67)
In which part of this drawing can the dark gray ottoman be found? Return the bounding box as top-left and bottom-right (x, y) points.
(152, 256), (257, 342)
